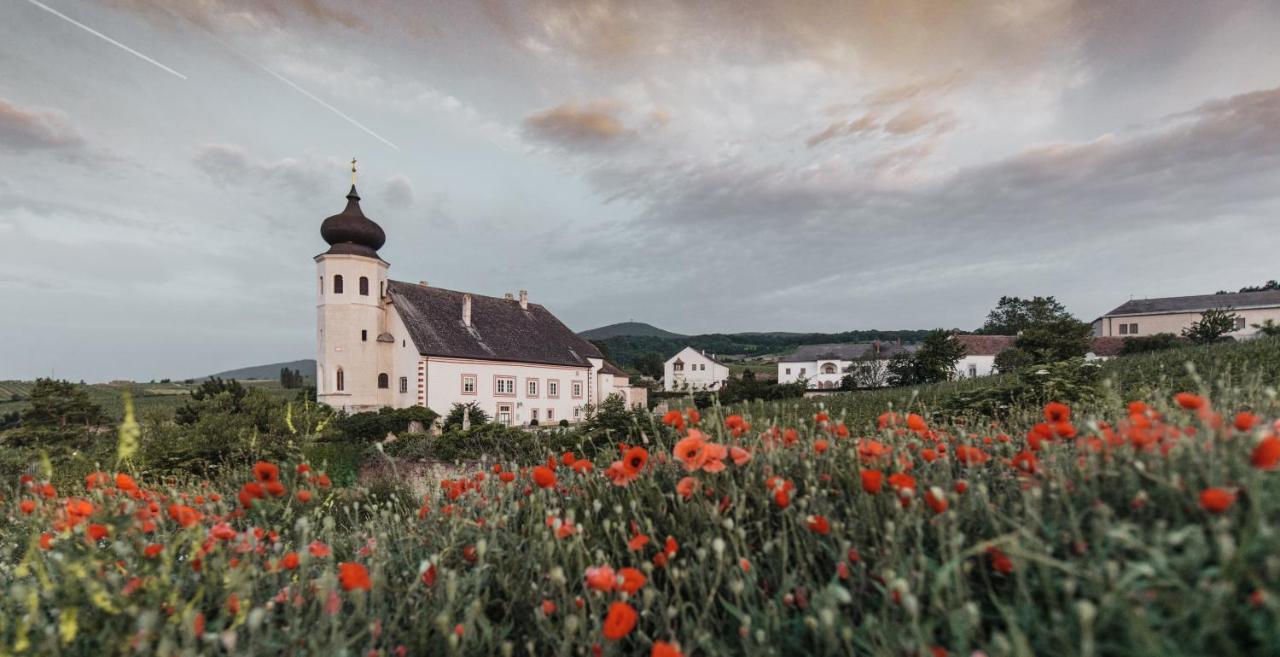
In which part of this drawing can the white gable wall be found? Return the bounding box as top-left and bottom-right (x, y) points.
(663, 347), (730, 391)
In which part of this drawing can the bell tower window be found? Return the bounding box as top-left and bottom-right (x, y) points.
(359, 276), (369, 296)
(333, 275), (344, 294)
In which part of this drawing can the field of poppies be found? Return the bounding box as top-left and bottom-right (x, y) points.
(4, 354), (1280, 655)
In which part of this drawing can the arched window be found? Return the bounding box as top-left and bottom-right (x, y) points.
(336, 368), (345, 392)
(377, 373), (389, 389)
(333, 275), (344, 294)
(359, 276), (369, 296)
(821, 363), (837, 374)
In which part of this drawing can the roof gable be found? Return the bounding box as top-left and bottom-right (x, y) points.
(386, 281), (602, 367)
(1104, 290), (1280, 316)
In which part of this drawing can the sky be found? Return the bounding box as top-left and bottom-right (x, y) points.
(2, 0), (1280, 382)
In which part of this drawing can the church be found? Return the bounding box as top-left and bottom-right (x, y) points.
(315, 169), (645, 424)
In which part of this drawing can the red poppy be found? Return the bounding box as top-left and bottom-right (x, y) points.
(924, 487), (948, 514)
(1252, 436), (1280, 470)
(144, 543), (163, 558)
(281, 552), (300, 570)
(622, 447), (649, 474)
(661, 410), (685, 430)
(1200, 487), (1235, 513)
(308, 541), (331, 558)
(602, 601), (638, 640)
(115, 473), (138, 492)
(987, 546), (1014, 574)
(532, 466), (557, 489)
(296, 489), (313, 503)
(253, 461), (280, 483)
(673, 432), (709, 471)
(860, 470), (883, 494)
(1011, 451), (1039, 475)
(618, 567), (646, 594)
(586, 565), (617, 592)
(542, 599), (556, 616)
(1175, 392), (1205, 410)
(19, 500), (35, 514)
(806, 515), (831, 535)
(87, 524), (109, 541)
(338, 562), (371, 591)
(628, 532), (650, 551)
(652, 641), (684, 657)
(1235, 412), (1259, 432)
(906, 414), (927, 433)
(730, 446), (752, 465)
(1044, 401), (1070, 423)
(814, 439), (830, 454)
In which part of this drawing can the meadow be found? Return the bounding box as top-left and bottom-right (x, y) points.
(3, 340), (1280, 655)
(0, 380), (298, 421)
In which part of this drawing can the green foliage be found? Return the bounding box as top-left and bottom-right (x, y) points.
(175, 377), (249, 426)
(138, 408), (300, 479)
(301, 441), (369, 487)
(1120, 332), (1184, 355)
(631, 351), (665, 379)
(279, 367), (305, 389)
(915, 329), (967, 383)
(0, 410), (19, 430)
(596, 329), (935, 368)
(938, 358), (1102, 419)
(716, 370), (807, 404)
(1015, 317), (1094, 361)
(335, 406), (441, 442)
(1218, 279), (1279, 293)
(976, 295), (1074, 334)
(441, 402), (490, 432)
(1183, 307), (1242, 344)
(993, 346), (1035, 373)
(1254, 319), (1280, 337)
(20, 378), (105, 429)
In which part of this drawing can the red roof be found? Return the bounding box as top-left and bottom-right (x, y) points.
(953, 334), (1017, 356)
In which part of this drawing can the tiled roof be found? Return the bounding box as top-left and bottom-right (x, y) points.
(780, 342), (918, 362)
(387, 281), (603, 367)
(598, 360), (630, 377)
(953, 334), (1017, 356)
(1104, 290), (1280, 316)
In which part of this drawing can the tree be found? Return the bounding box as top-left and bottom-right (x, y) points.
(631, 352), (664, 379)
(1119, 333), (1183, 355)
(1015, 318), (1093, 362)
(442, 402), (490, 432)
(977, 296), (1075, 335)
(20, 379), (105, 429)
(993, 347), (1035, 373)
(1218, 280), (1279, 294)
(279, 368), (304, 389)
(842, 356), (890, 389)
(1182, 308), (1240, 344)
(886, 352), (920, 386)
(1253, 319), (1280, 337)
(176, 378), (248, 425)
(913, 330), (967, 383)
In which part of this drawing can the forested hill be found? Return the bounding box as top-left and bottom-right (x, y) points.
(578, 322), (686, 340)
(590, 330), (936, 367)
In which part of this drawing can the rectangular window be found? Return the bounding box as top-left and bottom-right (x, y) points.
(527, 378), (539, 398)
(495, 376), (516, 396)
(1118, 323), (1129, 335)
(968, 364), (978, 378)
(399, 377), (408, 393)
(786, 368), (791, 375)
(361, 329), (368, 341)
(547, 408), (554, 421)
(1129, 323), (1138, 334)
(573, 406), (581, 419)
(548, 380), (560, 398)
(572, 381), (583, 398)
(496, 403), (512, 426)
(461, 375), (477, 395)
(530, 408), (539, 423)
(800, 368), (806, 376)
(1234, 317), (1247, 330)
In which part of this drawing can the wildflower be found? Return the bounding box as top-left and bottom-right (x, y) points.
(815, 411), (829, 424)
(924, 487), (948, 514)
(676, 477), (697, 500)
(628, 531), (650, 551)
(586, 565), (617, 592)
(1175, 392), (1205, 410)
(1235, 412), (1260, 432)
(906, 414), (927, 433)
(308, 541), (332, 558)
(662, 410), (685, 430)
(338, 562), (372, 591)
(499, 472), (516, 483)
(1200, 487), (1236, 513)
(618, 567), (646, 594)
(281, 552), (300, 570)
(739, 558), (750, 572)
(571, 459), (593, 474)
(806, 515), (831, 535)
(652, 641), (684, 657)
(1011, 450), (1039, 475)
(19, 500), (35, 514)
(1044, 401), (1070, 423)
(860, 470), (884, 494)
(531, 466), (557, 489)
(238, 482), (266, 509)
(673, 431), (710, 471)
(87, 524), (109, 541)
(686, 408), (701, 424)
(603, 601), (638, 640)
(858, 440), (890, 463)
(622, 446), (649, 474)
(814, 439), (830, 454)
(167, 504), (201, 528)
(296, 489), (313, 503)
(422, 564), (437, 586)
(542, 599), (556, 616)
(887, 472), (916, 495)
(253, 461), (280, 483)
(1251, 436), (1280, 470)
(954, 445), (990, 466)
(725, 415), (750, 436)
(85, 472), (111, 490)
(39, 533), (54, 550)
(730, 446), (752, 465)
(115, 473), (138, 492)
(987, 546), (1014, 575)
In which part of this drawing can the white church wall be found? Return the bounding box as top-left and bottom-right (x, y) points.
(316, 253), (393, 412)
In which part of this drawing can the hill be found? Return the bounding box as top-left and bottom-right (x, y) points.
(577, 322), (686, 340)
(203, 359), (316, 382)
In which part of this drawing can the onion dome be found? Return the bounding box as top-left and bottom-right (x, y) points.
(320, 185), (385, 258)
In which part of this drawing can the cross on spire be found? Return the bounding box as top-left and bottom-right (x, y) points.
(350, 157), (358, 185)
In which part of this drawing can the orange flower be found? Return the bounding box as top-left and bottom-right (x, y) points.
(1175, 392), (1205, 410)
(585, 565), (617, 592)
(815, 411), (830, 423)
(860, 470), (883, 494)
(954, 445), (990, 466)
(814, 439), (829, 454)
(281, 552), (300, 570)
(253, 461), (280, 483)
(1200, 487), (1235, 513)
(622, 447), (649, 474)
(531, 466), (557, 489)
(661, 410), (685, 430)
(618, 567), (646, 594)
(906, 414), (927, 433)
(1251, 436), (1280, 470)
(602, 601), (638, 640)
(652, 641), (684, 657)
(561, 452), (577, 466)
(806, 515), (831, 535)
(730, 446), (752, 465)
(673, 431), (709, 471)
(115, 473), (138, 492)
(296, 489), (313, 503)
(308, 541), (331, 558)
(338, 562), (371, 591)
(167, 504), (202, 528)
(39, 533), (54, 550)
(675, 477), (697, 499)
(628, 532), (650, 551)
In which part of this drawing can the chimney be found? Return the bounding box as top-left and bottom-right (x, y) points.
(462, 294), (472, 327)
(519, 289), (528, 310)
(504, 292), (514, 300)
(418, 280), (429, 287)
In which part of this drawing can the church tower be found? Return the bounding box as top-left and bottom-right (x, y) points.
(315, 162), (393, 412)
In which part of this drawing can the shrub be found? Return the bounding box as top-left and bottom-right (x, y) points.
(335, 406), (441, 442)
(1120, 332), (1184, 355)
(441, 402), (489, 431)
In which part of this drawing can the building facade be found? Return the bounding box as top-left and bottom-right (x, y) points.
(663, 347), (730, 391)
(1094, 290), (1280, 339)
(315, 181), (642, 424)
(776, 342), (918, 389)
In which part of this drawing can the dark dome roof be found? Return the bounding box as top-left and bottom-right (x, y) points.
(320, 185), (385, 258)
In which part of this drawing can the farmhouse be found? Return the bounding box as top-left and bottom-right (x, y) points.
(952, 335), (1017, 379)
(776, 341), (917, 389)
(1093, 290), (1280, 339)
(663, 347), (730, 391)
(315, 176), (643, 423)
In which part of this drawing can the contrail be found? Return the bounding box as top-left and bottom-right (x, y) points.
(256, 64), (401, 151)
(24, 0), (187, 80)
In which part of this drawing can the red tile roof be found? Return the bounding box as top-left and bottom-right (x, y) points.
(953, 334), (1017, 356)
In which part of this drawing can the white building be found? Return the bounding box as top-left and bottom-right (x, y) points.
(315, 179), (643, 425)
(951, 335), (1017, 379)
(663, 347), (730, 391)
(1093, 290), (1280, 339)
(777, 342), (917, 389)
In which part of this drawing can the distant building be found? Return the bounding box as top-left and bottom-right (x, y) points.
(952, 335), (1017, 379)
(663, 347), (730, 391)
(314, 175), (642, 423)
(1094, 290), (1280, 339)
(776, 342), (917, 389)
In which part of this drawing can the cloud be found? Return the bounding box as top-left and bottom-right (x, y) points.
(0, 99), (83, 151)
(192, 144), (339, 200)
(383, 175), (414, 209)
(882, 106), (956, 136)
(106, 0), (365, 31)
(523, 99), (632, 148)
(806, 113), (878, 147)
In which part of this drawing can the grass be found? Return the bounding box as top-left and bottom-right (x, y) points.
(3, 340), (1280, 655)
(0, 379), (299, 420)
